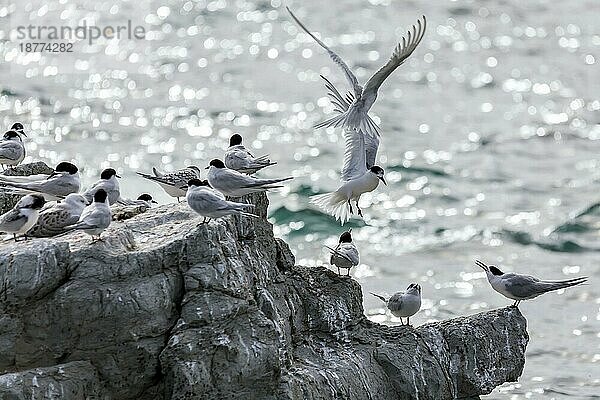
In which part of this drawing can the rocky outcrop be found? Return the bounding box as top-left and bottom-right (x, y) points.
(0, 163), (528, 399)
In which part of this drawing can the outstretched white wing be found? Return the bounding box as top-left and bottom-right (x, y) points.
(363, 16), (426, 97)
(287, 7), (363, 98)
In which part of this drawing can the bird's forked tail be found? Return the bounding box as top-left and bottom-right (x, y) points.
(310, 191), (351, 225)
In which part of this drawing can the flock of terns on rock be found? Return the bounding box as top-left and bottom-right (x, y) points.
(0, 9), (588, 325)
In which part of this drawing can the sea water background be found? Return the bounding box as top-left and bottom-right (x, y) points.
(0, 0), (598, 397)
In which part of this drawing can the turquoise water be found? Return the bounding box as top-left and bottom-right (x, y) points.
(1, 0), (599, 397)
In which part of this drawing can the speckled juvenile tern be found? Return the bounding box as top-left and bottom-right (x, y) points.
(475, 260), (588, 307)
(206, 159), (292, 198)
(224, 134), (276, 174)
(28, 193), (88, 237)
(325, 229), (359, 276)
(0, 194), (45, 241)
(371, 283), (422, 326)
(82, 168), (121, 205)
(287, 7), (426, 138)
(0, 162), (80, 200)
(186, 179), (256, 223)
(137, 166), (201, 202)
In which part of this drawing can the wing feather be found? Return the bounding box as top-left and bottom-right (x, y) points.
(287, 7), (362, 97)
(341, 129), (367, 182)
(363, 15), (426, 96)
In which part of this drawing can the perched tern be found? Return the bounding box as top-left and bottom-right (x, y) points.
(475, 260), (588, 307)
(186, 179), (256, 223)
(0, 194), (45, 241)
(0, 130), (26, 170)
(28, 193), (88, 237)
(127, 193), (158, 208)
(224, 134), (276, 174)
(0, 161), (80, 200)
(206, 159), (292, 197)
(287, 7), (426, 138)
(66, 189), (111, 241)
(371, 283), (422, 326)
(83, 168), (121, 205)
(325, 229), (359, 276)
(137, 166), (201, 202)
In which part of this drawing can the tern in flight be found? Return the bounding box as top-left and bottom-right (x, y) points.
(287, 7), (426, 138)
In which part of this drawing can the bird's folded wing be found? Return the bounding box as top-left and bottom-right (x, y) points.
(137, 172), (184, 188)
(363, 15), (426, 97)
(0, 142), (22, 159)
(0, 209), (26, 231)
(504, 274), (544, 297)
(0, 173), (49, 183)
(287, 7), (362, 97)
(324, 245), (353, 263)
(188, 189), (222, 206)
(344, 246), (360, 266)
(227, 150), (253, 167)
(32, 208), (78, 234)
(387, 292), (405, 311)
(218, 170), (260, 188)
(174, 169), (200, 181)
(341, 129), (367, 182)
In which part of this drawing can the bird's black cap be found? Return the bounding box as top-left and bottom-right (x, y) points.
(100, 168), (119, 179)
(209, 159), (225, 168)
(188, 179), (210, 187)
(93, 189), (108, 203)
(339, 230), (352, 243)
(137, 193), (153, 201)
(10, 122), (24, 132)
(3, 130), (20, 139)
(55, 162), (78, 174)
(489, 266), (504, 276)
(229, 134), (243, 146)
(28, 194), (46, 209)
(370, 165), (384, 174)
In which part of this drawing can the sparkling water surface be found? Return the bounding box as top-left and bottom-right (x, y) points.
(1, 0), (598, 397)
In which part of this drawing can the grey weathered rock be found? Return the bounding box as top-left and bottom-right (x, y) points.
(0, 163), (528, 399)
